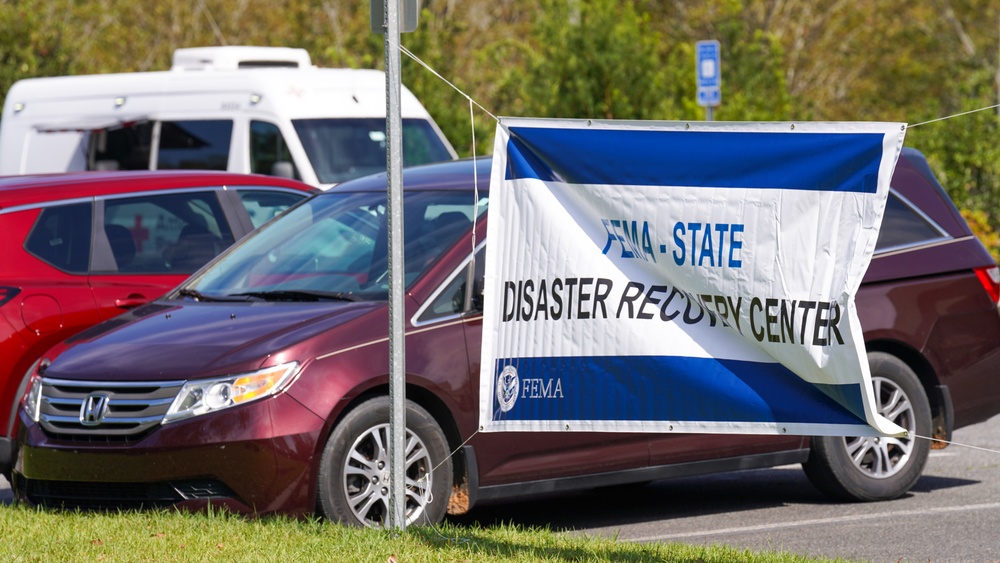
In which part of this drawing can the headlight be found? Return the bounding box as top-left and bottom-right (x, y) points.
(163, 362), (300, 424)
(22, 372), (42, 423)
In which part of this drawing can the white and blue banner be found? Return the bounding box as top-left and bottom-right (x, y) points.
(479, 118), (907, 437)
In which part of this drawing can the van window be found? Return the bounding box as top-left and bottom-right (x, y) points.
(293, 118), (454, 184)
(88, 120), (232, 172)
(421, 245), (487, 323)
(190, 191), (477, 297)
(250, 121), (300, 180)
(91, 122), (153, 171)
(875, 192), (949, 253)
(157, 120), (232, 171)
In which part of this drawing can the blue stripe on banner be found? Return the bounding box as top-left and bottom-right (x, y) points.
(491, 355), (867, 426)
(505, 127), (883, 193)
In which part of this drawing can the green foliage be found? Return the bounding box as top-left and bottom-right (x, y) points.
(905, 65), (1000, 260)
(2, 0), (1000, 256)
(400, 3), (485, 156)
(0, 1), (73, 96)
(521, 0), (670, 121)
(960, 208), (1000, 263)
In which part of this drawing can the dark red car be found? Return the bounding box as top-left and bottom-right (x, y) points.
(0, 171), (317, 475)
(11, 149), (1000, 526)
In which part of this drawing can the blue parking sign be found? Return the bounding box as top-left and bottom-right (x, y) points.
(696, 40), (721, 107)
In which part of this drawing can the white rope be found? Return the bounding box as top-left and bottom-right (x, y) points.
(908, 103), (1000, 127)
(379, 39), (492, 484)
(397, 43), (500, 123)
(914, 434), (1000, 455)
(395, 31), (1000, 133)
(471, 98), (479, 257)
(396, 38), (1000, 134)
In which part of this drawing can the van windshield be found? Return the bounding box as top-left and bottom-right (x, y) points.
(293, 118), (454, 185)
(184, 190), (485, 302)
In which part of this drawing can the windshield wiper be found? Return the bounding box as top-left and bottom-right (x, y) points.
(229, 290), (360, 303)
(178, 288), (262, 302)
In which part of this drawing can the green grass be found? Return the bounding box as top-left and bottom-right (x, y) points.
(0, 505), (861, 563)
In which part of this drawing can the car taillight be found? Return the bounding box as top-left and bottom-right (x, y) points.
(974, 266), (1000, 304)
(0, 286), (21, 307)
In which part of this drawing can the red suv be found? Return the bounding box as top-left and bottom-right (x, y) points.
(0, 170), (317, 474)
(11, 151), (1000, 525)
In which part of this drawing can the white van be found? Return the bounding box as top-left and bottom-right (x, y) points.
(0, 46), (457, 188)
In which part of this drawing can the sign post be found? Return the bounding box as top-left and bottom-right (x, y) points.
(371, 0), (418, 33)
(695, 40), (721, 121)
(372, 0), (418, 531)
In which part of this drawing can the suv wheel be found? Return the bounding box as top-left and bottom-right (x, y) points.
(316, 396), (453, 526)
(803, 352), (931, 501)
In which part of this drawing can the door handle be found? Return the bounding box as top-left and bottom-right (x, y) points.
(115, 295), (148, 309)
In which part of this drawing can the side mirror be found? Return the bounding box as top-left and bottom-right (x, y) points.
(471, 276), (485, 312)
(270, 161), (295, 179)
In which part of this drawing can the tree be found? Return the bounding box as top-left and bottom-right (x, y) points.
(0, 1), (73, 99)
(2, 0), (1000, 257)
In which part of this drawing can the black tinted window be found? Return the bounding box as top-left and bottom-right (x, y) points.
(876, 192), (948, 252)
(90, 122), (153, 171)
(157, 120), (232, 170)
(26, 202), (93, 273)
(250, 121), (300, 180)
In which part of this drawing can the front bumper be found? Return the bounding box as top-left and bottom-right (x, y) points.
(13, 393), (324, 515)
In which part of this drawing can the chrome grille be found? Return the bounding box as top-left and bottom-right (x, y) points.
(38, 378), (184, 438)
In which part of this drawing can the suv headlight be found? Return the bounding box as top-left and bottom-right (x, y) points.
(163, 362), (300, 424)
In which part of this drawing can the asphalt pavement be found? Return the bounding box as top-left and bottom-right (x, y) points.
(455, 417), (1000, 562)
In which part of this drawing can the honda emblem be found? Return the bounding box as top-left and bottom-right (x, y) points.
(80, 393), (110, 426)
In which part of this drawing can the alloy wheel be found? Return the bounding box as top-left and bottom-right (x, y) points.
(842, 375), (917, 479)
(342, 423), (434, 526)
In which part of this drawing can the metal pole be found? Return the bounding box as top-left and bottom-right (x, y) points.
(383, 0), (407, 531)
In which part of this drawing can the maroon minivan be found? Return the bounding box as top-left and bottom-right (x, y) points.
(12, 149), (1000, 526)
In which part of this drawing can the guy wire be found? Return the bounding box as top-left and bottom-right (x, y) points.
(908, 103), (1000, 127)
(914, 434), (1000, 455)
(397, 42), (499, 123)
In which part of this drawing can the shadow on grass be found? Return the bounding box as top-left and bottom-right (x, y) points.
(410, 521), (715, 563)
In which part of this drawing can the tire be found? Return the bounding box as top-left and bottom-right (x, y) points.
(316, 396), (453, 527)
(803, 352), (931, 501)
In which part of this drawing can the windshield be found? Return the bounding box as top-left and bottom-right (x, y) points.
(184, 190), (486, 301)
(293, 118), (455, 184)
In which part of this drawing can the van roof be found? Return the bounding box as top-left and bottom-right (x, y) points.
(171, 46), (314, 70)
(3, 66), (431, 123)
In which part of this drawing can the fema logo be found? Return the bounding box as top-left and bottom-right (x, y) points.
(496, 365), (519, 412)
